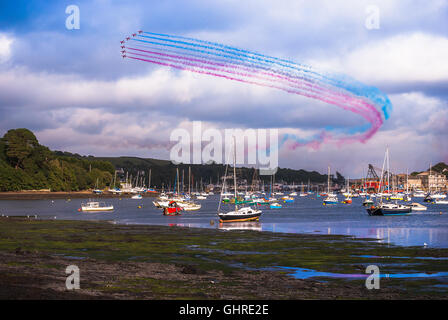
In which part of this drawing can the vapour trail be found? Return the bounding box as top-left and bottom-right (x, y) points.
(121, 31), (391, 148)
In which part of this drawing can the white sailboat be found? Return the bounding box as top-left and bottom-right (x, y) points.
(367, 148), (411, 216)
(323, 166), (338, 205)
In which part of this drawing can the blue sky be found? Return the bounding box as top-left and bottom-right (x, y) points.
(0, 0), (447, 177)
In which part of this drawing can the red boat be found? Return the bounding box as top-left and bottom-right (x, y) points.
(163, 201), (183, 216)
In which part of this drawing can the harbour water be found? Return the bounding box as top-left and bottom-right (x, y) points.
(1, 195), (447, 248)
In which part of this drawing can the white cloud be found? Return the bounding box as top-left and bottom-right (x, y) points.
(0, 34), (14, 63)
(309, 32), (448, 84)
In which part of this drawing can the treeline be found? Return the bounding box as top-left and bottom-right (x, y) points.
(95, 157), (338, 189)
(0, 128), (342, 192)
(0, 129), (115, 192)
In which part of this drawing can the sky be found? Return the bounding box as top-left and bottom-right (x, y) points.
(0, 0), (447, 177)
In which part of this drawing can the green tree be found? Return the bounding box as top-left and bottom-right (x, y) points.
(3, 129), (39, 169)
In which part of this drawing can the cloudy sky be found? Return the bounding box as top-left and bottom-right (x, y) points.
(0, 0), (447, 177)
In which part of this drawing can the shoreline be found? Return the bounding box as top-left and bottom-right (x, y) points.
(0, 191), (159, 200)
(0, 217), (447, 299)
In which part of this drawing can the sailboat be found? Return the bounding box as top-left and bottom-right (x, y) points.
(424, 163), (447, 202)
(342, 178), (352, 204)
(218, 138), (262, 223)
(367, 148), (411, 216)
(289, 182), (298, 196)
(403, 169), (412, 202)
(299, 182), (307, 197)
(93, 178), (103, 194)
(323, 166), (338, 205)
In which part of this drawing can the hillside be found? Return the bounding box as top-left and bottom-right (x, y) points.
(0, 128), (338, 191)
(0, 129), (115, 192)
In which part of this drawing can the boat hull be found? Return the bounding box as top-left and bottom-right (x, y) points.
(81, 207), (114, 212)
(218, 212), (261, 223)
(367, 207), (411, 216)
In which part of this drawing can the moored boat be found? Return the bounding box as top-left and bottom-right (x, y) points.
(80, 201), (114, 212)
(163, 201), (183, 216)
(362, 197), (374, 206)
(367, 203), (411, 216)
(366, 147), (411, 216)
(218, 207), (262, 222)
(323, 166), (338, 205)
(409, 203), (427, 211)
(217, 137), (262, 223)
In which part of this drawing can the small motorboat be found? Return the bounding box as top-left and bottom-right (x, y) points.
(163, 201), (183, 216)
(281, 196), (294, 203)
(434, 199), (448, 205)
(413, 190), (426, 198)
(323, 194), (338, 205)
(342, 197), (352, 204)
(222, 197), (230, 203)
(80, 201), (114, 212)
(179, 202), (201, 211)
(270, 202), (282, 209)
(362, 198), (374, 206)
(409, 203), (427, 211)
(131, 194), (142, 200)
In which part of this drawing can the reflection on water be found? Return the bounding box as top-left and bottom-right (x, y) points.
(218, 222), (262, 231)
(1, 195), (448, 248)
(277, 266), (448, 280)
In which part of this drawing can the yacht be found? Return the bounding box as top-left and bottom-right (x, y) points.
(366, 148), (411, 216)
(323, 166), (338, 205)
(218, 138), (262, 223)
(367, 202), (411, 216)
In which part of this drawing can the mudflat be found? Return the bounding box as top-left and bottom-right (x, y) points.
(0, 217), (447, 299)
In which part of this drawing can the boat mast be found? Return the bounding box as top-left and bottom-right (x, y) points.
(233, 137), (238, 211)
(327, 166), (330, 194)
(188, 166), (191, 196)
(429, 162), (432, 193)
(387, 148), (390, 197)
(177, 167), (180, 195)
(217, 162), (229, 213)
(378, 148), (387, 205)
(406, 168), (409, 194)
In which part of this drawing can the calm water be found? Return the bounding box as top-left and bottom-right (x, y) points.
(1, 195), (448, 248)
